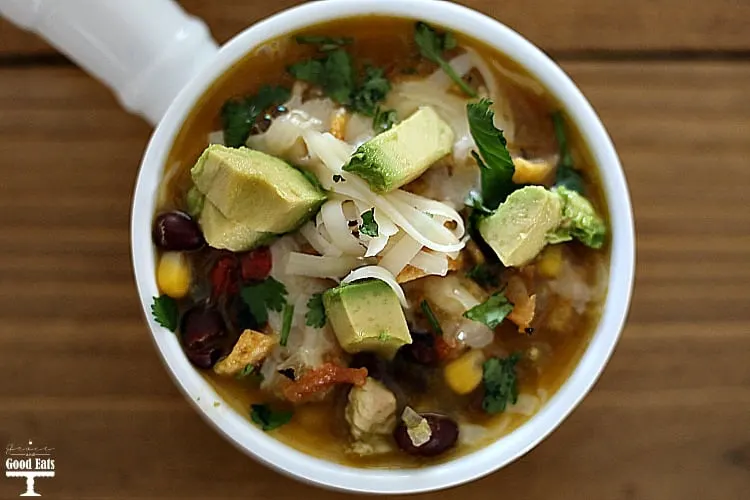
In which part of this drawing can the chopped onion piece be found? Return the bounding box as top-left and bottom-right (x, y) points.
(285, 252), (363, 279)
(507, 394), (540, 416)
(402, 407), (432, 447)
(207, 130), (224, 145)
(342, 266), (409, 309)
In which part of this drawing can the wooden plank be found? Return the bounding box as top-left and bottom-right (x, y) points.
(2, 0), (750, 58)
(0, 61), (748, 498)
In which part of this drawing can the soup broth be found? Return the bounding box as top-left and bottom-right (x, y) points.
(153, 16), (609, 468)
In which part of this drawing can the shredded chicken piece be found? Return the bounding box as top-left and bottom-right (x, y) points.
(506, 275), (536, 332)
(329, 108), (349, 140)
(282, 363), (368, 403)
(213, 329), (278, 376)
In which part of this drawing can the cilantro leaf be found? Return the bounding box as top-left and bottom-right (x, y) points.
(289, 48), (355, 105)
(360, 208), (379, 237)
(552, 111), (585, 194)
(250, 404), (293, 431)
(236, 364), (264, 382)
(295, 35), (353, 51)
(482, 353), (520, 414)
(240, 277), (288, 325)
(351, 66), (391, 116)
(373, 107), (397, 133)
(414, 22), (477, 98)
(466, 263), (503, 289)
(280, 303), (294, 347)
(221, 85), (291, 148)
(305, 293), (327, 328)
(151, 295), (179, 332)
(463, 290), (514, 328)
(420, 300), (443, 336)
(468, 99), (517, 209)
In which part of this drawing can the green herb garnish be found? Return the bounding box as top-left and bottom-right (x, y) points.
(250, 404), (293, 431)
(420, 300), (443, 336)
(359, 208), (379, 237)
(414, 22), (477, 97)
(552, 111), (585, 194)
(373, 107), (397, 133)
(151, 295), (179, 332)
(482, 353), (520, 414)
(295, 35), (353, 51)
(351, 66), (391, 116)
(221, 85), (290, 148)
(236, 364), (264, 382)
(280, 303), (295, 347)
(288, 40), (391, 116)
(305, 293), (327, 328)
(466, 264), (501, 288)
(463, 291), (514, 328)
(467, 98), (517, 210)
(240, 277), (288, 325)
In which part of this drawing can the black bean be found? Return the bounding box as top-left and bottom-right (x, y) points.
(152, 211), (204, 251)
(180, 306), (226, 369)
(401, 332), (437, 366)
(393, 413), (459, 457)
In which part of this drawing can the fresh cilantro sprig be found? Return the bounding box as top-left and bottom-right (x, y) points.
(414, 22), (477, 98)
(482, 353), (521, 414)
(552, 111), (585, 194)
(236, 364), (264, 382)
(280, 303), (294, 347)
(360, 208), (379, 237)
(240, 277), (288, 325)
(250, 404), (293, 431)
(467, 99), (517, 210)
(373, 107), (397, 133)
(466, 263), (502, 289)
(151, 295), (179, 332)
(221, 85), (290, 147)
(288, 40), (391, 117)
(305, 293), (327, 328)
(420, 300), (443, 336)
(463, 290), (514, 329)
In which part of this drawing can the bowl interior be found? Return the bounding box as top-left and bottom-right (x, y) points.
(130, 0), (635, 493)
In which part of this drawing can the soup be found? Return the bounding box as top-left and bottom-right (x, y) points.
(149, 16), (609, 467)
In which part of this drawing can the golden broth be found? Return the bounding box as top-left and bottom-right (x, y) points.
(160, 16), (610, 468)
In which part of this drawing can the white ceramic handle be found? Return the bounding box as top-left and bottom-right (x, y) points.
(0, 0), (219, 125)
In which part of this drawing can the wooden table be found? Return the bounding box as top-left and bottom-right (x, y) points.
(1, 1), (748, 498)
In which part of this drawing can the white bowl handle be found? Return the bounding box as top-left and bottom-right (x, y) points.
(0, 0), (219, 125)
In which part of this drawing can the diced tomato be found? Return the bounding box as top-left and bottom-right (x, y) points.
(210, 256), (239, 298)
(282, 363), (368, 403)
(240, 247), (272, 281)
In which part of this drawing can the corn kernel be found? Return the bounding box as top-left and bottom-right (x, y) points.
(444, 349), (485, 395)
(538, 244), (563, 278)
(157, 251), (191, 299)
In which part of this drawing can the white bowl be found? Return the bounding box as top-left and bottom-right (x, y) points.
(130, 0), (635, 494)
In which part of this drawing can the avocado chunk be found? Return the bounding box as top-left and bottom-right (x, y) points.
(191, 145), (326, 250)
(199, 200), (274, 252)
(323, 280), (412, 359)
(550, 186), (606, 249)
(478, 186), (562, 267)
(343, 107), (455, 193)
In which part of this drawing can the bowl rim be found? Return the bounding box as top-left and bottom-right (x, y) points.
(131, 0), (635, 494)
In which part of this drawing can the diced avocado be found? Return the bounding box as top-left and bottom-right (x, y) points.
(551, 186), (607, 249)
(191, 145), (326, 250)
(323, 280), (412, 359)
(478, 186), (562, 267)
(199, 200), (274, 252)
(343, 107), (455, 193)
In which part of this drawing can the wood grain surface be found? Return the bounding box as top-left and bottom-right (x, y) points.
(0, 1), (749, 499)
